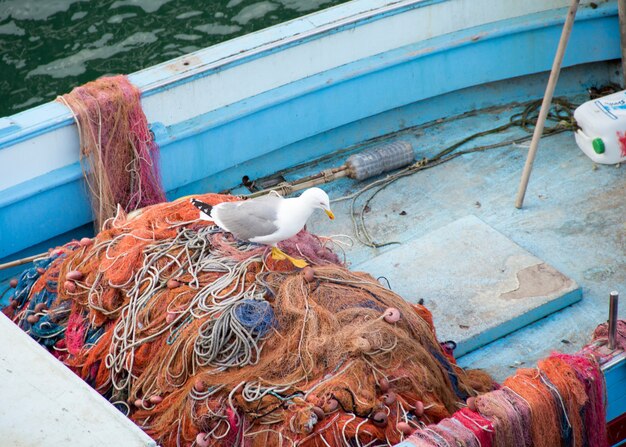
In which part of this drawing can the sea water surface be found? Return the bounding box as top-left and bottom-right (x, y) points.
(0, 0), (350, 118)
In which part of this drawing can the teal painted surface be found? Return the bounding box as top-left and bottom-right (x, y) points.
(609, 394), (626, 422)
(0, 6), (619, 262)
(0, 163), (90, 260)
(606, 358), (626, 421)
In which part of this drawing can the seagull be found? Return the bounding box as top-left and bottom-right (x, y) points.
(191, 187), (334, 267)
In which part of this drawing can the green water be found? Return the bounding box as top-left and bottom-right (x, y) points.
(0, 0), (350, 118)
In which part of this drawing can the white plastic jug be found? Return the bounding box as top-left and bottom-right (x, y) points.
(574, 90), (626, 164)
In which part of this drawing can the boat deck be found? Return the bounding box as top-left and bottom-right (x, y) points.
(255, 98), (625, 381)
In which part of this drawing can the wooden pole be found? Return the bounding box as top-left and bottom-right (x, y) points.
(515, 0), (580, 209)
(619, 0), (626, 87)
(0, 253), (46, 271)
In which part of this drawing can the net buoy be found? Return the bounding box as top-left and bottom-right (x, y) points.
(312, 406), (324, 420)
(414, 400), (424, 417)
(196, 433), (210, 447)
(382, 392), (396, 405)
(467, 397), (477, 411)
(66, 270), (84, 281)
(303, 267), (315, 282)
(194, 378), (206, 393)
(64, 281), (76, 293)
(167, 279), (181, 289)
(383, 307), (401, 323)
(397, 421), (413, 435)
(324, 398), (339, 413)
(379, 377), (390, 392)
(372, 411), (388, 427)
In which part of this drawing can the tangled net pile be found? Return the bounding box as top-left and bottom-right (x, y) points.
(4, 194), (494, 447)
(58, 75), (166, 229)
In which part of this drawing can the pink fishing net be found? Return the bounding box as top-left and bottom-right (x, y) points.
(58, 75), (166, 229)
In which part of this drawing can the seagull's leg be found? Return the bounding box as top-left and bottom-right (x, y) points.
(270, 247), (308, 268)
(270, 246), (288, 260)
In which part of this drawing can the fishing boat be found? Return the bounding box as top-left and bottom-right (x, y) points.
(0, 0), (624, 445)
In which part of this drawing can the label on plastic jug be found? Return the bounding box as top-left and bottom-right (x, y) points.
(594, 93), (626, 120)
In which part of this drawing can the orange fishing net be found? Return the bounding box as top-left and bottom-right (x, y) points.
(7, 194), (493, 446)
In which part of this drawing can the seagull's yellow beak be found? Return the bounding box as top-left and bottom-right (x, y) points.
(325, 209), (335, 220)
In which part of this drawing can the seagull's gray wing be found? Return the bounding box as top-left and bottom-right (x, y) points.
(213, 195), (281, 241)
